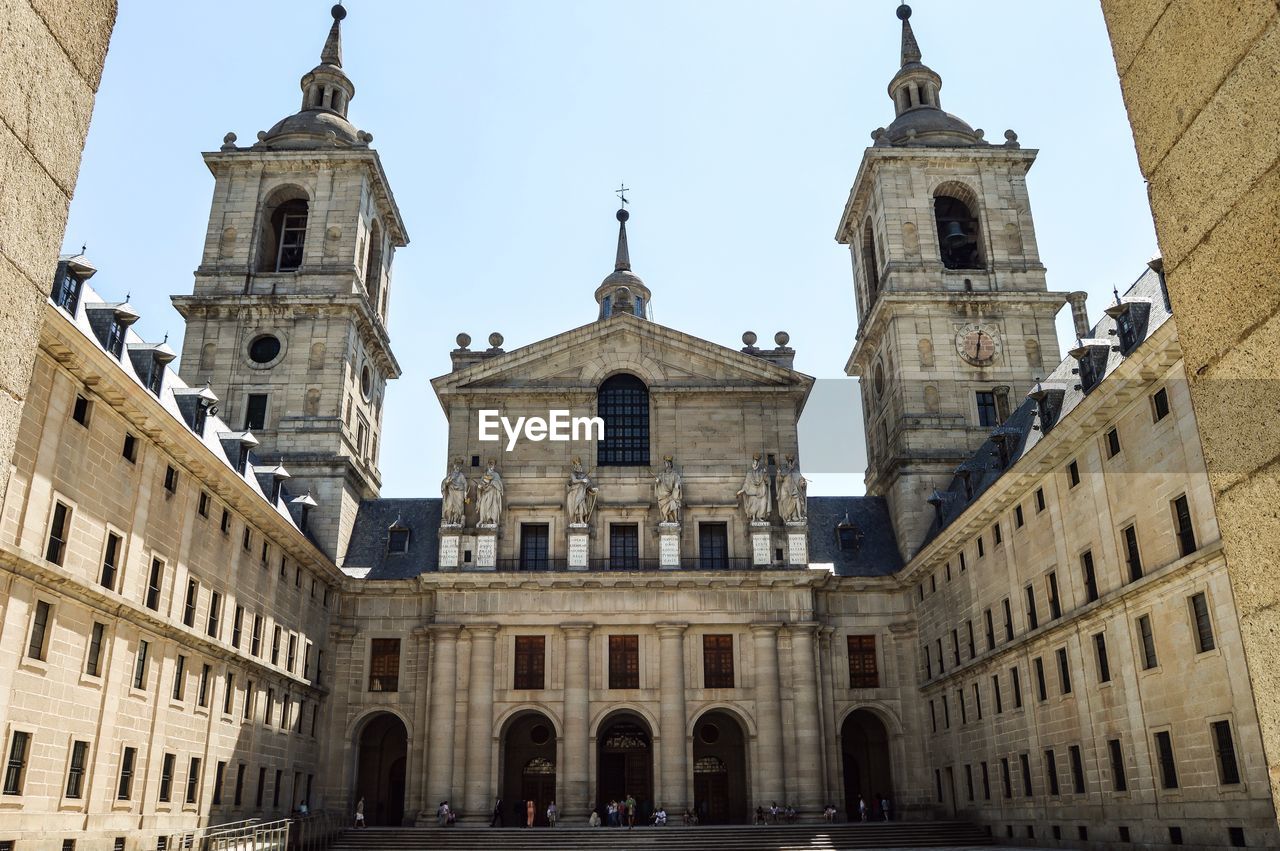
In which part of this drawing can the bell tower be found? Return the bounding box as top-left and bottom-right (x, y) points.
(173, 5), (408, 561)
(840, 4), (1066, 558)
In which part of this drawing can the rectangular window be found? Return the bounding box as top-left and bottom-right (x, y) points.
(1035, 487), (1046, 513)
(1190, 592), (1215, 652)
(356, 416), (369, 459)
(608, 524), (640, 569)
(100, 532), (122, 591)
(244, 394), (268, 431)
(1014, 505), (1024, 528)
(251, 615), (263, 656)
(608, 635), (640, 689)
(1081, 550), (1098, 603)
(207, 591), (221, 639)
(1026, 585), (1039, 630)
(182, 579), (197, 627)
(1003, 598), (1014, 641)
(1069, 745), (1086, 793)
(86, 621), (106, 676)
(185, 757), (201, 804)
(942, 694), (950, 728)
(1094, 632), (1111, 683)
(993, 522), (1003, 544)
(1045, 749), (1060, 795)
(122, 433), (137, 463)
(265, 688), (275, 727)
(992, 674), (1003, 713)
(286, 634), (297, 672)
(1012, 665), (1023, 708)
(3, 731), (30, 795)
(951, 629), (960, 666)
(53, 265), (83, 313)
(1108, 738), (1127, 791)
(234, 763), (246, 806)
(1122, 524), (1143, 582)
(936, 638), (943, 674)
(1172, 495), (1196, 556)
(117, 747), (137, 800)
(27, 600), (52, 660)
(847, 636), (878, 687)
(72, 394), (91, 426)
(514, 635), (546, 690)
(1001, 757), (1012, 799)
(966, 620), (975, 658)
(223, 673), (236, 715)
(172, 655), (186, 701)
(703, 634), (735, 688)
(981, 761), (991, 800)
(163, 465), (178, 494)
(145, 558), (163, 610)
(1154, 731), (1178, 789)
(212, 761), (225, 805)
(1106, 427), (1121, 458)
(271, 625), (281, 665)
(1212, 720), (1241, 785)
(1151, 387), (1170, 421)
(220, 509), (231, 534)
(924, 644), (931, 679)
(984, 609), (995, 649)
(1020, 752), (1033, 796)
(973, 682), (983, 719)
(256, 766), (266, 807)
(518, 523), (549, 571)
(1034, 657), (1047, 701)
(197, 491), (209, 518)
(46, 501), (71, 565)
(965, 763), (974, 801)
(132, 640), (149, 689)
(698, 523), (729, 569)
(1138, 615), (1158, 669)
(280, 695), (290, 731)
(929, 700), (936, 733)
(198, 664), (211, 708)
(1067, 459), (1080, 488)
(368, 638), (400, 692)
(65, 739), (89, 799)
(1047, 571), (1061, 620)
(977, 535), (985, 557)
(1057, 647), (1072, 695)
(976, 391), (998, 427)
(242, 527), (252, 552)
(243, 680), (254, 718)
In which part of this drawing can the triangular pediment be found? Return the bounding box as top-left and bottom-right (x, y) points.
(432, 314), (812, 405)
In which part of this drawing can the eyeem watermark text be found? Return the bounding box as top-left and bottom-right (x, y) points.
(478, 410), (605, 451)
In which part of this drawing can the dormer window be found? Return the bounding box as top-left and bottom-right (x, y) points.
(51, 265), (82, 314)
(387, 527), (410, 554)
(836, 521), (863, 553)
(1115, 308), (1137, 353)
(105, 319), (126, 358)
(192, 401), (208, 437)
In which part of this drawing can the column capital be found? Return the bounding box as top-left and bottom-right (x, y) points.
(560, 622), (596, 638)
(818, 625), (836, 641)
(465, 623), (500, 639)
(749, 621), (784, 636)
(788, 621), (820, 638)
(656, 622), (690, 636)
(428, 624), (463, 641)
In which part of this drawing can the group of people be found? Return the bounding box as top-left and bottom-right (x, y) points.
(595, 794), (639, 828)
(853, 792), (892, 822)
(754, 802), (799, 824)
(488, 797), (557, 827)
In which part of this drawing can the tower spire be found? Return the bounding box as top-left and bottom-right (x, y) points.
(594, 188), (651, 320)
(321, 3), (345, 68)
(614, 184), (632, 272)
(898, 3), (922, 66)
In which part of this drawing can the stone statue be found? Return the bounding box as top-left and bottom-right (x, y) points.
(440, 458), (468, 526)
(476, 459), (504, 527)
(736, 453), (771, 524)
(654, 455), (683, 523)
(777, 454), (808, 523)
(566, 457), (598, 525)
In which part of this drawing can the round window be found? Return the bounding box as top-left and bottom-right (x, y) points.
(360, 365), (373, 399)
(530, 724), (551, 746)
(873, 362), (886, 397)
(699, 723), (720, 745)
(249, 335), (281, 364)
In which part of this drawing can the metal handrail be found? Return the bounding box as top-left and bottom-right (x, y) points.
(487, 557), (791, 572)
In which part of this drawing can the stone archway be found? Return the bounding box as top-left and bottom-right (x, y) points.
(841, 708), (893, 822)
(596, 712), (653, 823)
(691, 710), (749, 824)
(500, 711), (557, 827)
(355, 712), (407, 826)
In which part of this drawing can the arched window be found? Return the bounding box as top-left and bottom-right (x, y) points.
(365, 220), (383, 304)
(597, 373), (649, 466)
(258, 189), (309, 273)
(934, 195), (982, 270)
(861, 219), (880, 299)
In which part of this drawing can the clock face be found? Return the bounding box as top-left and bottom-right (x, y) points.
(956, 323), (1001, 365)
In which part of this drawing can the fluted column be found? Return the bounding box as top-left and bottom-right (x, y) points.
(426, 625), (462, 811)
(657, 622), (690, 812)
(463, 624), (499, 818)
(561, 622), (594, 818)
(818, 626), (839, 807)
(789, 622), (823, 814)
(751, 622), (785, 806)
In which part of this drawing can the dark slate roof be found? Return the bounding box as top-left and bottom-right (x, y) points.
(344, 498), (441, 579)
(920, 264), (1174, 546)
(807, 496), (903, 576)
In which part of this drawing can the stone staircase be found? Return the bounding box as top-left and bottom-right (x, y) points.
(328, 821), (994, 850)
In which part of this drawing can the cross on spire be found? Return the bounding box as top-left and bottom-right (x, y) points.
(616, 184), (630, 208)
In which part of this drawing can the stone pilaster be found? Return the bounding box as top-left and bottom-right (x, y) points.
(789, 622), (822, 814)
(463, 624), (499, 817)
(425, 625), (461, 812)
(561, 622), (594, 818)
(751, 622), (785, 805)
(657, 622), (690, 812)
(817, 626), (839, 807)
(410, 624), (432, 818)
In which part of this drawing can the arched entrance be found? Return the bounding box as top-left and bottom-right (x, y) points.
(500, 711), (557, 827)
(355, 712), (407, 826)
(596, 713), (653, 822)
(841, 709), (892, 822)
(692, 710), (748, 824)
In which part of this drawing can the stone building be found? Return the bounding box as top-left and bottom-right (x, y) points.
(0, 4), (1275, 850)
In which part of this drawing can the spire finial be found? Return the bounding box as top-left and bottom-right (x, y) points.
(897, 4), (922, 66)
(322, 4), (346, 68)
(614, 186), (631, 272)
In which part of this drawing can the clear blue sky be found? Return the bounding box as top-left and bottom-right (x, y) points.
(63, 1), (1157, 498)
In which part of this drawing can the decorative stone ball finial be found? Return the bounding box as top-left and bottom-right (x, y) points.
(455, 333), (471, 350)
(616, 208), (630, 223)
(488, 332), (504, 348)
(331, 4), (347, 21)
(742, 331), (758, 347)
(896, 3), (912, 21)
(774, 331), (791, 347)
(222, 132), (237, 146)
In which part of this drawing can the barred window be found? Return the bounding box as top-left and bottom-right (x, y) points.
(368, 638), (400, 692)
(514, 636), (545, 690)
(847, 635), (878, 687)
(703, 634), (735, 688)
(1190, 592), (1215, 653)
(597, 374), (649, 466)
(608, 635), (639, 689)
(609, 524), (639, 569)
(3, 731), (30, 795)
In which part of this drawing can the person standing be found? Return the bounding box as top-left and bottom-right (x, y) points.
(354, 797), (365, 828)
(526, 798), (535, 828)
(491, 797), (503, 827)
(858, 795), (868, 822)
(880, 794), (891, 822)
(547, 800), (558, 827)
(625, 793), (636, 829)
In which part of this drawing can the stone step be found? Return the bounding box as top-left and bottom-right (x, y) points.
(328, 821), (993, 850)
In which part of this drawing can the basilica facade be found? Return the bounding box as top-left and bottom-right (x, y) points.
(0, 4), (1274, 850)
